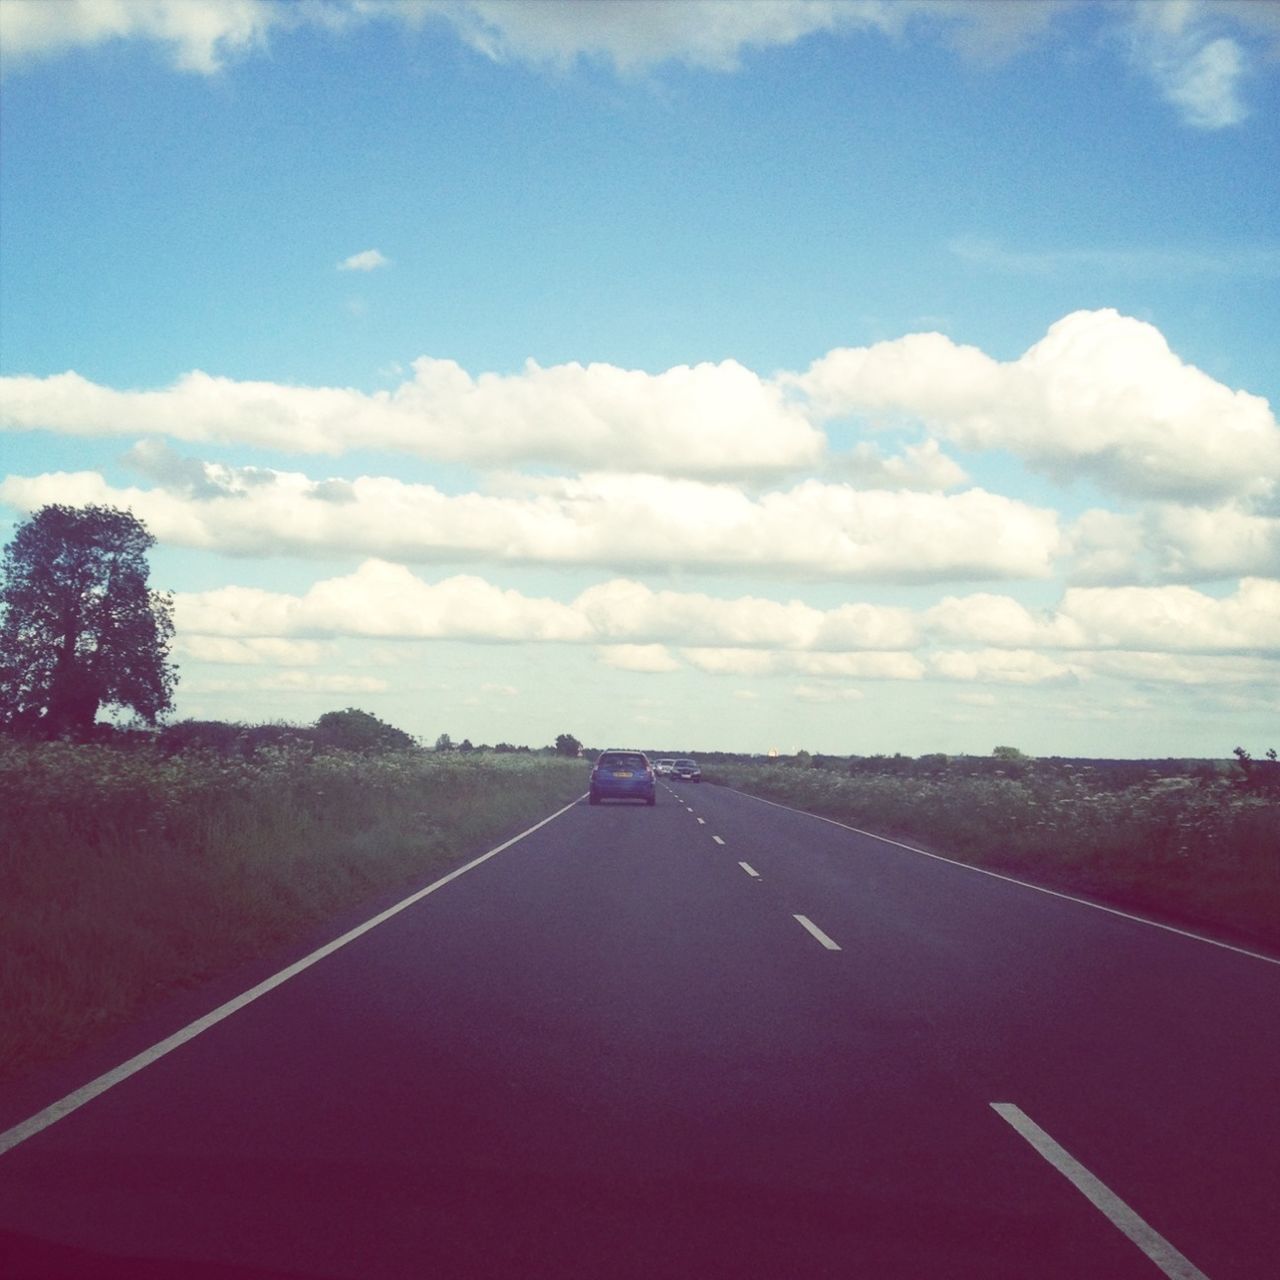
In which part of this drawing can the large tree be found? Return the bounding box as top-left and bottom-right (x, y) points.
(0, 505), (177, 736)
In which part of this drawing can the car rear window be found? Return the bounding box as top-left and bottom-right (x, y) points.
(598, 753), (646, 768)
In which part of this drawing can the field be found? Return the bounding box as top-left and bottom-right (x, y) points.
(0, 740), (585, 1086)
(707, 756), (1280, 955)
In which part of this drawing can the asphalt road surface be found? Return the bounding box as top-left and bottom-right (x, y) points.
(2, 781), (1277, 1279)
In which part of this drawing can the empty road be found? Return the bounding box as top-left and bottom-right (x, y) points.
(2, 781), (1277, 1278)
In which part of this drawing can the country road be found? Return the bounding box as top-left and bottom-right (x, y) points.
(2, 782), (1277, 1279)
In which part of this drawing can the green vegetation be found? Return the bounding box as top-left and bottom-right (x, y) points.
(707, 751), (1280, 955)
(0, 737), (584, 1084)
(7, 724), (1276, 1088)
(1, 505), (176, 736)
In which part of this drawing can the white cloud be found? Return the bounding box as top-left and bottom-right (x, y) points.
(416, 0), (898, 73)
(338, 248), (389, 271)
(1126, 0), (1251, 129)
(1069, 501), (1280, 584)
(175, 560), (591, 642)
(596, 644), (681, 673)
(5, 0), (1273, 133)
(0, 468), (1061, 582)
(6, 313), (1272, 505)
(930, 648), (1078, 685)
(0, 0), (282, 74)
(792, 309), (1280, 503)
(162, 561), (1280, 700)
(837, 439), (968, 491)
(1058, 578), (1280, 655)
(927, 579), (1280, 656)
(0, 357), (824, 479)
(926, 593), (1085, 649)
(1075, 651), (1278, 687)
(574, 579), (917, 650)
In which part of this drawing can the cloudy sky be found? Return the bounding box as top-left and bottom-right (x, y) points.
(2, 0), (1278, 758)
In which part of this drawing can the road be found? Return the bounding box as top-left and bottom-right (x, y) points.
(2, 781), (1277, 1278)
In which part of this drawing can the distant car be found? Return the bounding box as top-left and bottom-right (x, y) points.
(672, 758), (701, 782)
(654, 759), (676, 776)
(589, 749), (657, 805)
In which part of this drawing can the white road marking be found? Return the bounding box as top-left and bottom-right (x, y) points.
(731, 789), (1279, 967)
(793, 914), (841, 950)
(696, 817), (706, 825)
(991, 1104), (1210, 1280)
(0, 796), (585, 1158)
(712, 835), (725, 845)
(739, 862), (760, 878)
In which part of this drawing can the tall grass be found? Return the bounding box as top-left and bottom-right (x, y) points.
(709, 761), (1280, 954)
(1, 741), (585, 1085)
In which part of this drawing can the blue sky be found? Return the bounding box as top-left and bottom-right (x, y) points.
(2, 0), (1278, 757)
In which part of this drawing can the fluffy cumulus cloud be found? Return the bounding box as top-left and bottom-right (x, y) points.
(160, 561), (1280, 698)
(1056, 578), (1280, 655)
(170, 561), (921, 657)
(928, 579), (1280, 656)
(5, 310), (1272, 509)
(0, 358), (823, 479)
(929, 649), (1078, 685)
(1069, 502), (1280, 584)
(0, 468), (1061, 582)
(792, 310), (1280, 503)
(575, 579), (918, 650)
(176, 561), (590, 643)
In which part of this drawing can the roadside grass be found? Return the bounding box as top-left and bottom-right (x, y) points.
(0, 742), (585, 1085)
(708, 762), (1280, 955)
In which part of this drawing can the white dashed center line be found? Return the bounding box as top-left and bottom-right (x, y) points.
(696, 817), (706, 824)
(738, 862), (760, 878)
(793, 914), (841, 950)
(991, 1104), (1209, 1280)
(712, 835), (725, 845)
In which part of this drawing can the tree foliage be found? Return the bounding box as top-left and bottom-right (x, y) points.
(554, 732), (582, 757)
(0, 505), (177, 736)
(314, 708), (415, 753)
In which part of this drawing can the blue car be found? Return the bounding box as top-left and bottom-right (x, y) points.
(589, 749), (656, 806)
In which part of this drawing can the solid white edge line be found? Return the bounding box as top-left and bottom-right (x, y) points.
(739, 862), (760, 878)
(0, 795), (586, 1158)
(793, 914), (841, 950)
(728, 788), (1279, 967)
(991, 1104), (1210, 1280)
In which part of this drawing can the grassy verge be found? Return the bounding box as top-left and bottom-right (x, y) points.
(708, 761), (1280, 955)
(1, 742), (585, 1086)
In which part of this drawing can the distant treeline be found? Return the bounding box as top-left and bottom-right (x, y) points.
(665, 748), (1279, 790)
(53, 712), (574, 760)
